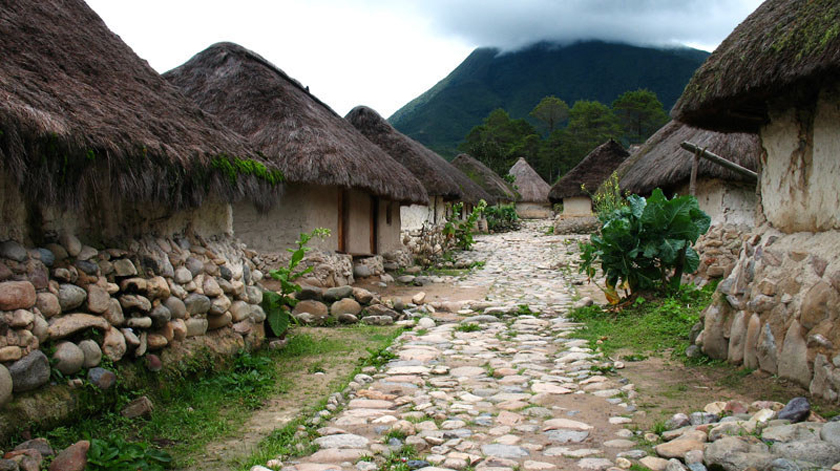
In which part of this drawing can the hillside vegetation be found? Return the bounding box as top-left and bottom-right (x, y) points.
(389, 41), (709, 158)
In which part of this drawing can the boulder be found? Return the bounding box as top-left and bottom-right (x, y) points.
(0, 240), (27, 262)
(53, 342), (85, 375)
(57, 284), (86, 311)
(48, 314), (109, 339)
(9, 350), (50, 392)
(119, 294), (151, 312)
(703, 436), (772, 471)
(163, 296), (187, 319)
(103, 299), (125, 326)
(0, 364), (12, 407)
(184, 293), (212, 315)
(0, 281), (36, 310)
(48, 440), (89, 471)
(777, 397), (810, 423)
(78, 340), (102, 368)
(292, 300), (329, 323)
(330, 298), (362, 317)
(777, 322), (811, 387)
(36, 292), (61, 318)
(770, 441), (840, 467)
(87, 368), (116, 390)
(101, 328), (127, 362)
(121, 396), (154, 418)
(85, 285), (110, 314)
(323, 286), (353, 302)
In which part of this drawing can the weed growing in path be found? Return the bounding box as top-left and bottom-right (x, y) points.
(456, 323), (481, 333)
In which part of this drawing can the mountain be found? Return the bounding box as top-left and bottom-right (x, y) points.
(389, 41), (710, 157)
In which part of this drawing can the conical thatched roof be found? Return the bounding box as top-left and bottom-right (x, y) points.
(549, 139), (629, 202)
(672, 0), (840, 132)
(165, 43), (427, 205)
(618, 121), (761, 195)
(451, 154), (518, 204)
(508, 158), (550, 204)
(0, 0), (282, 212)
(346, 106), (491, 205)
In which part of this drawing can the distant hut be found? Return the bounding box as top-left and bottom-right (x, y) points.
(549, 139), (629, 217)
(165, 43), (427, 259)
(346, 106), (491, 231)
(508, 158), (552, 218)
(618, 121), (760, 226)
(451, 154), (517, 205)
(0, 0), (281, 245)
(669, 0), (840, 396)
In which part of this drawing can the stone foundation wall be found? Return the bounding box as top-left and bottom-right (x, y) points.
(553, 214), (599, 235)
(696, 224), (840, 401)
(691, 223), (752, 284)
(0, 231), (267, 411)
(253, 249), (354, 288)
(515, 202), (552, 219)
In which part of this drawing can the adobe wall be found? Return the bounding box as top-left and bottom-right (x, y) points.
(345, 189), (372, 255)
(760, 82), (840, 233)
(515, 202), (552, 219)
(377, 199), (403, 254)
(675, 179), (757, 228)
(400, 196), (447, 232)
(562, 196), (592, 216)
(232, 184), (338, 253)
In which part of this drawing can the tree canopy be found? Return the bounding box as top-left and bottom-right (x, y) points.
(458, 89), (668, 184)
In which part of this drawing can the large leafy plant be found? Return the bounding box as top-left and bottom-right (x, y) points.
(579, 189), (710, 301)
(484, 203), (520, 232)
(263, 228), (330, 336)
(442, 200), (487, 250)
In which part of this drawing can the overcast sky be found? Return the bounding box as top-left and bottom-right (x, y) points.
(86, 0), (762, 118)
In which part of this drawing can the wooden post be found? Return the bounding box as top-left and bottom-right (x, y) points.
(689, 148), (701, 196)
(680, 141), (758, 180)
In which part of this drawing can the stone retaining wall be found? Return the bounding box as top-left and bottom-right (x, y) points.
(691, 223), (751, 284)
(696, 224), (840, 401)
(0, 232), (267, 411)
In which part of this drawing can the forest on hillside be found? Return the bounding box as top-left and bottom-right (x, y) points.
(459, 89), (668, 184)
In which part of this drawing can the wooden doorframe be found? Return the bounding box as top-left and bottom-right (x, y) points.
(337, 190), (348, 253)
(370, 196), (379, 255)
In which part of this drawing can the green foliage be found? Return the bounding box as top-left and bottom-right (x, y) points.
(206, 350), (275, 408)
(612, 89), (669, 144)
(87, 437), (172, 471)
(443, 200), (487, 250)
(484, 204), (520, 232)
(459, 109), (538, 178)
(211, 155), (284, 185)
(579, 189), (711, 299)
(390, 41), (709, 159)
(264, 228), (331, 336)
(530, 95), (570, 133)
(456, 323), (481, 333)
(586, 171), (628, 216)
(569, 282), (716, 358)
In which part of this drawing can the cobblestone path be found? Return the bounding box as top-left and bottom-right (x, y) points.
(270, 223), (654, 471)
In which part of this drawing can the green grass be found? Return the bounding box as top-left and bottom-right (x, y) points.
(568, 283), (717, 360)
(455, 323), (482, 333)
(24, 325), (401, 470)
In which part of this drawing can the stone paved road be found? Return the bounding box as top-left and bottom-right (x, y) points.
(271, 223), (656, 471)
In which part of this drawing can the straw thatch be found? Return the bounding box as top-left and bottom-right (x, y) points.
(508, 158), (550, 203)
(549, 140), (629, 202)
(0, 0), (282, 212)
(672, 0), (840, 132)
(346, 106), (491, 205)
(451, 154), (518, 204)
(618, 121), (761, 195)
(165, 43), (427, 205)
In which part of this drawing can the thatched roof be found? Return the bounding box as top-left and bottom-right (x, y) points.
(346, 106), (491, 205)
(508, 158), (550, 203)
(165, 43), (427, 205)
(0, 0), (282, 212)
(549, 139), (629, 202)
(451, 154), (518, 204)
(618, 121), (761, 195)
(672, 0), (840, 132)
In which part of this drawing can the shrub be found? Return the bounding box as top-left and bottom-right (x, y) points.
(264, 228), (331, 336)
(443, 200), (487, 250)
(484, 204), (520, 232)
(579, 188), (710, 301)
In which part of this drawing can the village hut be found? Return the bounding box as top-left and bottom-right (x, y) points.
(508, 158), (552, 218)
(165, 43), (427, 266)
(618, 121), (760, 227)
(550, 139), (629, 216)
(451, 154), (518, 205)
(670, 0), (840, 399)
(0, 0), (281, 245)
(0, 0), (283, 417)
(346, 106), (492, 231)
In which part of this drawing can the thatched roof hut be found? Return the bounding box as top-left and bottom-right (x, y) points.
(451, 154), (518, 204)
(346, 106), (491, 205)
(164, 43), (427, 205)
(549, 139), (629, 203)
(508, 158), (550, 203)
(672, 0), (840, 133)
(618, 121), (760, 195)
(0, 0), (281, 212)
